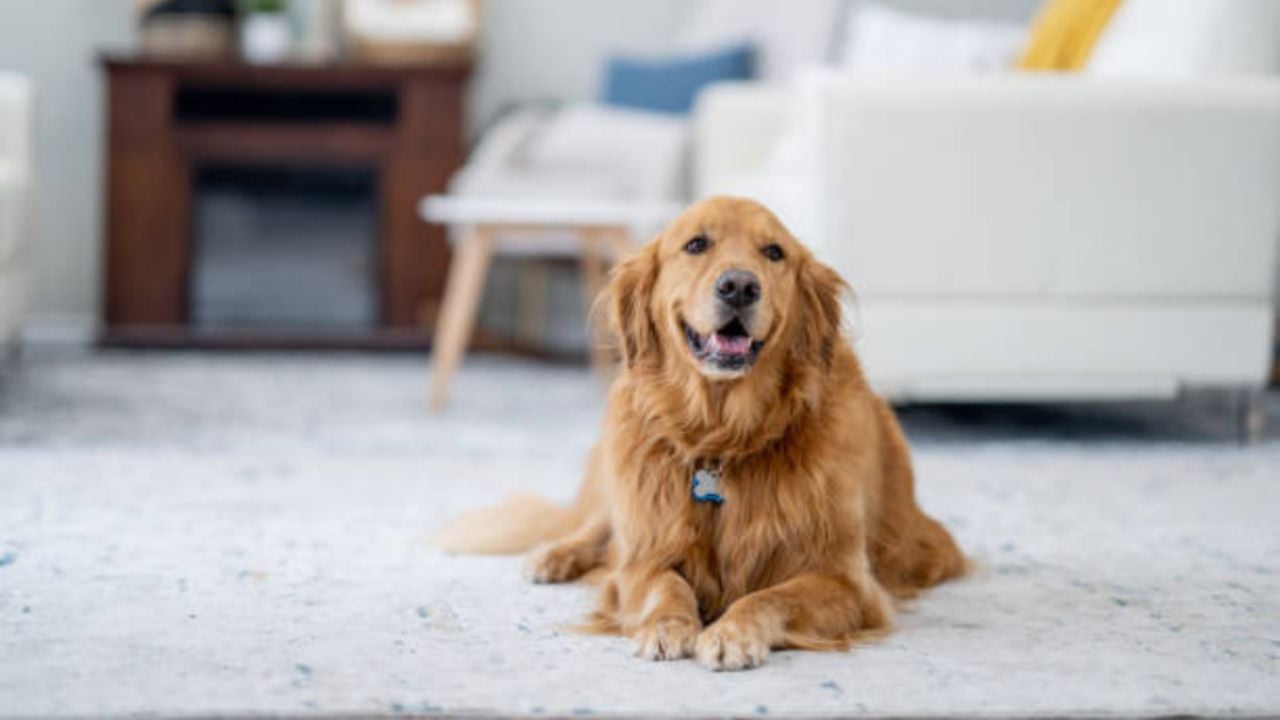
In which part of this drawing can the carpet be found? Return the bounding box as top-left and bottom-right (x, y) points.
(0, 351), (1277, 718)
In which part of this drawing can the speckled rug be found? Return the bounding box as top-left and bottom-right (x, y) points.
(0, 351), (1277, 719)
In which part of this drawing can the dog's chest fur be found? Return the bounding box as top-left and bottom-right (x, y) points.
(613, 439), (855, 622)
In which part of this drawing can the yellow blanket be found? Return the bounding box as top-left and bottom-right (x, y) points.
(1018, 0), (1125, 71)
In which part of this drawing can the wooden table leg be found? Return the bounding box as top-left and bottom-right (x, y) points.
(607, 226), (638, 263)
(580, 226), (642, 378)
(429, 226), (494, 409)
(579, 229), (612, 376)
(516, 261), (548, 347)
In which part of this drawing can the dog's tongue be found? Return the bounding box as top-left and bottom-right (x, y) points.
(710, 332), (752, 356)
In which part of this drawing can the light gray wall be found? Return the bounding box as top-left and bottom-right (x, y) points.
(468, 0), (694, 138)
(469, 0), (1040, 135)
(0, 0), (1040, 334)
(0, 1), (133, 334)
(853, 0), (1039, 21)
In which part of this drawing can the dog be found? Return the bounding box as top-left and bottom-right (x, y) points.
(436, 196), (965, 671)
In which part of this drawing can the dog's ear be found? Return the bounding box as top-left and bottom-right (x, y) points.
(795, 253), (848, 369)
(606, 242), (660, 369)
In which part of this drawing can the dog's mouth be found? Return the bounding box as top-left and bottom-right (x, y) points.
(683, 317), (764, 374)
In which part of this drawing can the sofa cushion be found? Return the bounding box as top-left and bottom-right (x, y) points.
(602, 43), (755, 115)
(1088, 0), (1280, 76)
(520, 103), (690, 200)
(449, 101), (690, 204)
(461, 104), (558, 176)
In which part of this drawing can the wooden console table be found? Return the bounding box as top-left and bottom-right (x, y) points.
(100, 55), (470, 348)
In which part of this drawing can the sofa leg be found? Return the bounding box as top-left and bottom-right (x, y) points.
(1233, 387), (1266, 446)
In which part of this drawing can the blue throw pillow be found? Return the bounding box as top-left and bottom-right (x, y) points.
(602, 43), (756, 115)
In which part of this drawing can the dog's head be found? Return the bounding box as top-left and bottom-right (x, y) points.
(608, 197), (846, 382)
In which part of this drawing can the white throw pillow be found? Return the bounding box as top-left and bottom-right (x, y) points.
(677, 0), (845, 81)
(840, 3), (1027, 74)
(520, 103), (691, 200)
(1088, 0), (1280, 76)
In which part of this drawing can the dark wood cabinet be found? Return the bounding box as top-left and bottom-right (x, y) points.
(100, 55), (470, 348)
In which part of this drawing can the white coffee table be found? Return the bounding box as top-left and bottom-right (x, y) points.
(419, 195), (681, 409)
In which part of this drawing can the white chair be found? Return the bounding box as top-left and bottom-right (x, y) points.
(0, 72), (34, 358)
(451, 0), (845, 222)
(419, 195), (679, 409)
(435, 0), (845, 357)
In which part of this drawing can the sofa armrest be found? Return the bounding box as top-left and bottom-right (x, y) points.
(692, 82), (793, 198)
(807, 73), (1280, 302)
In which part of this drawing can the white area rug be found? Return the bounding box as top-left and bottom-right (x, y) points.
(1, 351), (1278, 718)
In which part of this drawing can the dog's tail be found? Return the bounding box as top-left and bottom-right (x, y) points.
(433, 493), (583, 555)
(435, 444), (604, 555)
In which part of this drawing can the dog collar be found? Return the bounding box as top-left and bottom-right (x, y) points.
(692, 465), (724, 504)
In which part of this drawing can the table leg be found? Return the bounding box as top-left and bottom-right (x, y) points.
(579, 226), (642, 377)
(608, 227), (639, 262)
(579, 229), (613, 376)
(429, 226), (494, 409)
(516, 261), (548, 347)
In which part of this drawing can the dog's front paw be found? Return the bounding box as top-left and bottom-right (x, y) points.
(524, 543), (586, 584)
(696, 617), (771, 671)
(634, 616), (700, 661)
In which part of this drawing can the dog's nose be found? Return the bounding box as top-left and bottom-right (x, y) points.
(715, 269), (761, 309)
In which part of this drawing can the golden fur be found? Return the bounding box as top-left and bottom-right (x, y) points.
(436, 197), (966, 671)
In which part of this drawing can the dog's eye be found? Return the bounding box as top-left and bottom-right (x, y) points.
(684, 235), (711, 255)
(761, 244), (785, 262)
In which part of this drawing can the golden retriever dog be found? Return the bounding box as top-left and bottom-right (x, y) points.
(437, 196), (965, 671)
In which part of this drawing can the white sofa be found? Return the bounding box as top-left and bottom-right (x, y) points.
(696, 72), (1280, 409)
(0, 72), (33, 356)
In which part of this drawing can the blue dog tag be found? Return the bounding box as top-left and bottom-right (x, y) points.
(692, 468), (724, 504)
